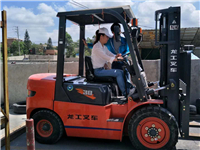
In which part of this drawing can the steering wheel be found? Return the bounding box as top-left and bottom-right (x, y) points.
(117, 52), (130, 61)
(122, 52), (130, 57)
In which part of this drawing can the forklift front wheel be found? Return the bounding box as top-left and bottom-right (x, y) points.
(32, 110), (64, 144)
(128, 106), (178, 150)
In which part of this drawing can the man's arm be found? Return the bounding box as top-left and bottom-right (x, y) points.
(82, 39), (93, 49)
(125, 38), (130, 54)
(87, 43), (93, 49)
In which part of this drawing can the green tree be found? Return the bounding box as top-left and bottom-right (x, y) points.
(47, 37), (53, 49)
(10, 40), (25, 56)
(31, 43), (40, 54)
(73, 40), (79, 48)
(1, 44), (11, 57)
(39, 43), (45, 54)
(24, 29), (31, 55)
(7, 47), (11, 56)
(65, 32), (75, 58)
(85, 37), (93, 56)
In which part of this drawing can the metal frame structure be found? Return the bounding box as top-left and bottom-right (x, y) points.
(24, 6), (200, 149)
(155, 6), (181, 123)
(55, 6), (147, 102)
(1, 10), (10, 150)
(155, 7), (200, 140)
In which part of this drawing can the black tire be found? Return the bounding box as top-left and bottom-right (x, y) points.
(32, 110), (64, 144)
(196, 98), (200, 114)
(128, 106), (178, 150)
(190, 105), (197, 115)
(13, 101), (26, 114)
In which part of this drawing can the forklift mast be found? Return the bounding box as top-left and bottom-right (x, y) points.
(155, 7), (181, 121)
(156, 7), (193, 139)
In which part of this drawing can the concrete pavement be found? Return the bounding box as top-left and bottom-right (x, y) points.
(0, 109), (199, 150)
(1, 125), (200, 150)
(0, 108), (26, 146)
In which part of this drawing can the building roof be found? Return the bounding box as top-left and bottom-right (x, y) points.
(140, 27), (200, 49)
(180, 27), (200, 46)
(7, 38), (23, 41)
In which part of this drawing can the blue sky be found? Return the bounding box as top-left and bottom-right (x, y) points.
(1, 0), (199, 45)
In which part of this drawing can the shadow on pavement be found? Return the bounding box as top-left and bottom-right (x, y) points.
(2, 133), (191, 150)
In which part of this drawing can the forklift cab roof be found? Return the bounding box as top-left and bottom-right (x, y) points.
(57, 5), (135, 25)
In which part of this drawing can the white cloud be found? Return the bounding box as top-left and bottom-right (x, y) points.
(52, 3), (67, 12)
(66, 24), (80, 42)
(136, 1), (200, 29)
(37, 3), (57, 16)
(3, 3), (58, 45)
(4, 3), (56, 27)
(145, 0), (199, 2)
(46, 29), (59, 44)
(1, 1), (199, 45)
(181, 3), (200, 27)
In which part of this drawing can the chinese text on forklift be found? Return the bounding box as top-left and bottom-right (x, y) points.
(26, 5), (198, 150)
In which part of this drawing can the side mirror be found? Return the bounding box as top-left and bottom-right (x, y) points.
(114, 26), (121, 42)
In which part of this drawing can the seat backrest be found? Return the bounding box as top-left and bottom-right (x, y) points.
(85, 56), (95, 81)
(85, 56), (115, 83)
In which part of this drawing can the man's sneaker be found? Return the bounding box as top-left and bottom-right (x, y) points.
(128, 88), (136, 97)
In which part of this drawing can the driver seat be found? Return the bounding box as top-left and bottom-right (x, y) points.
(85, 56), (115, 82)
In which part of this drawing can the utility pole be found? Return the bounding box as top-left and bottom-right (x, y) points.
(15, 26), (20, 56)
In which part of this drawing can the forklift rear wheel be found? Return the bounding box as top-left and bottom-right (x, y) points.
(32, 110), (64, 144)
(128, 106), (178, 150)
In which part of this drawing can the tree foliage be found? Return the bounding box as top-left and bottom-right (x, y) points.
(10, 40), (25, 56)
(65, 32), (75, 58)
(31, 43), (42, 54)
(84, 37), (93, 56)
(47, 37), (53, 50)
(24, 29), (31, 55)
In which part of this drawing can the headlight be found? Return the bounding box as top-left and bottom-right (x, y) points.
(28, 90), (36, 97)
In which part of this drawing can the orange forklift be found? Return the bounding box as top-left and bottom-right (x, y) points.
(26, 6), (198, 150)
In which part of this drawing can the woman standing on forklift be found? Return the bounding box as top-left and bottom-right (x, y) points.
(91, 27), (135, 96)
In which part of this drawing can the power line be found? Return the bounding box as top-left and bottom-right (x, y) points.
(68, 1), (86, 10)
(71, 0), (89, 9)
(69, 1), (153, 29)
(68, 1), (104, 23)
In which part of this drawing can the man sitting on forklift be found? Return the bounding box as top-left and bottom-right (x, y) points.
(91, 27), (135, 97)
(83, 23), (148, 88)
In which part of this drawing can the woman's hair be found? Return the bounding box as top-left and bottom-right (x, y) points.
(93, 29), (105, 45)
(95, 29), (99, 36)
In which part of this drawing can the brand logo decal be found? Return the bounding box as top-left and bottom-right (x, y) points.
(67, 114), (98, 120)
(170, 25), (179, 30)
(67, 85), (73, 91)
(75, 88), (96, 100)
